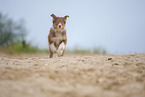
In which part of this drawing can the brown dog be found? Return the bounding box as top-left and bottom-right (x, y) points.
(48, 14), (69, 58)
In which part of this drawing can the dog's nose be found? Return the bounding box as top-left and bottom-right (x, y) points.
(59, 25), (61, 28)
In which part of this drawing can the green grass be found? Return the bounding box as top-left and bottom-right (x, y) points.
(0, 41), (48, 54)
(66, 47), (107, 54)
(0, 40), (107, 54)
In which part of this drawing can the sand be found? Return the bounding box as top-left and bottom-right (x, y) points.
(0, 53), (145, 97)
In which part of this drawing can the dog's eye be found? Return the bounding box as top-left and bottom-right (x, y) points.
(62, 21), (66, 24)
(55, 22), (59, 25)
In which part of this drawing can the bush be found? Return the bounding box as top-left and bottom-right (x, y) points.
(0, 40), (48, 54)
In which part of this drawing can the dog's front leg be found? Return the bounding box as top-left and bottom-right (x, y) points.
(57, 42), (66, 57)
(49, 43), (57, 58)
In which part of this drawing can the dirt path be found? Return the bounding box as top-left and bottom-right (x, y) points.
(0, 53), (145, 97)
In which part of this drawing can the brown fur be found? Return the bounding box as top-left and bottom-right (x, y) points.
(48, 14), (69, 58)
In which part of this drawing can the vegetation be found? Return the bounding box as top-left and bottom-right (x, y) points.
(0, 12), (48, 54)
(66, 46), (107, 54)
(93, 46), (107, 54)
(0, 13), (27, 47)
(0, 40), (48, 54)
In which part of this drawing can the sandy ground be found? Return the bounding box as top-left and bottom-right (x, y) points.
(0, 53), (145, 97)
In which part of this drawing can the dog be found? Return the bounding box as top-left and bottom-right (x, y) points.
(48, 14), (69, 58)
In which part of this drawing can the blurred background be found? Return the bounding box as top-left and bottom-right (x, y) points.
(0, 0), (145, 54)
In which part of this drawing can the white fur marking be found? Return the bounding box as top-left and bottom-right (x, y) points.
(57, 42), (65, 56)
(50, 43), (57, 53)
(58, 23), (62, 27)
(51, 27), (66, 33)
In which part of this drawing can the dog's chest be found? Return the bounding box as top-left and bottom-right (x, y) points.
(55, 31), (62, 37)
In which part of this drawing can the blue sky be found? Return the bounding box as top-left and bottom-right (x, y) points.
(0, 0), (145, 54)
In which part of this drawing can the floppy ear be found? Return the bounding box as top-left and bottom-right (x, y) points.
(64, 15), (69, 20)
(51, 14), (56, 18)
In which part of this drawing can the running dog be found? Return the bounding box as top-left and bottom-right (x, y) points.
(48, 14), (69, 58)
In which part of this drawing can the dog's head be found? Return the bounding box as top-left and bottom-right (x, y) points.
(51, 14), (69, 30)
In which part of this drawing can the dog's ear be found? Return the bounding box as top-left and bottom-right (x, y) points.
(51, 14), (56, 18)
(64, 15), (69, 20)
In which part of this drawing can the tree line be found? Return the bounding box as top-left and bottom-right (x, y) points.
(0, 13), (27, 47)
